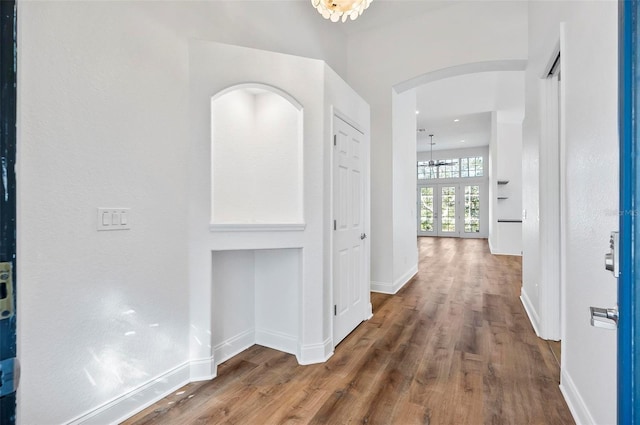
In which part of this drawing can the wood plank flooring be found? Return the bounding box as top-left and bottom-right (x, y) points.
(123, 237), (574, 425)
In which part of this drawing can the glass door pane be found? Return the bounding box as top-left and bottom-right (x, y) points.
(418, 186), (436, 236)
(440, 186), (457, 234)
(464, 185), (480, 233)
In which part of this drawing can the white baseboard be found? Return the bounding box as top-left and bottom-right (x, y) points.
(189, 356), (216, 382)
(255, 329), (297, 356)
(371, 265), (417, 294)
(366, 302), (373, 320)
(213, 328), (255, 367)
(520, 288), (541, 338)
(560, 369), (596, 425)
(67, 362), (190, 425)
(370, 280), (394, 293)
(297, 338), (333, 365)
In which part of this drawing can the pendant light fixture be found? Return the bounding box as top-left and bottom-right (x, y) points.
(311, 0), (373, 22)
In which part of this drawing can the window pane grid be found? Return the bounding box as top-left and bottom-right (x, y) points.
(464, 185), (480, 233)
(419, 187), (434, 232)
(441, 186), (456, 232)
(419, 156), (483, 180)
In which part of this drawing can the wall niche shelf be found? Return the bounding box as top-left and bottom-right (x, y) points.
(209, 223), (306, 232)
(211, 84), (303, 225)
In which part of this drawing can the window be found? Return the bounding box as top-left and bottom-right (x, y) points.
(417, 162), (437, 180)
(418, 155), (484, 180)
(460, 156), (484, 178)
(438, 159), (459, 179)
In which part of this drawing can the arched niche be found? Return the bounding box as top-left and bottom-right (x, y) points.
(210, 83), (303, 228)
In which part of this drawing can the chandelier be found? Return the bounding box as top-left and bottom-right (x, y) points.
(311, 0), (373, 22)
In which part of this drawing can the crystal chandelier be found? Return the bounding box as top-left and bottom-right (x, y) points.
(311, 0), (373, 22)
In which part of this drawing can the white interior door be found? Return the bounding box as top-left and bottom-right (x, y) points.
(333, 116), (366, 346)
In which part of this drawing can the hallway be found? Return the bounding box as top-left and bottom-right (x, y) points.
(124, 238), (574, 424)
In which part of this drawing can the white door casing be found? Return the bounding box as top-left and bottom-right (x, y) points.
(333, 116), (367, 346)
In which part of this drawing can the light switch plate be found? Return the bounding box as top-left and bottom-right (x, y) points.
(97, 208), (131, 231)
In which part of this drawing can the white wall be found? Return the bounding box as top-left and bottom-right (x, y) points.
(491, 115), (523, 256)
(17, 2), (350, 423)
(524, 2), (618, 424)
(387, 88), (418, 293)
(18, 3), (191, 424)
(347, 1), (528, 289)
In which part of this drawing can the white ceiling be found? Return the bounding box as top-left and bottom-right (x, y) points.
(414, 70), (525, 151)
(335, 1), (456, 35)
(290, 0), (526, 152)
(416, 111), (491, 152)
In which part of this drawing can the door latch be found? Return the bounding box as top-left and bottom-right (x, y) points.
(590, 306), (618, 330)
(604, 231), (619, 277)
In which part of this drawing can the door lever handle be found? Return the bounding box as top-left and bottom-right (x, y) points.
(590, 306), (618, 329)
(360, 233), (367, 240)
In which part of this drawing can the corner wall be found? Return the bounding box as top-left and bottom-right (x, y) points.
(17, 2), (349, 423)
(490, 114), (523, 256)
(524, 2), (618, 424)
(388, 88), (418, 293)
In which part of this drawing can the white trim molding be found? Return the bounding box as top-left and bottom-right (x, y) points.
(210, 223), (306, 232)
(255, 329), (298, 356)
(371, 266), (417, 294)
(520, 288), (541, 337)
(560, 369), (596, 425)
(189, 356), (216, 382)
(297, 338), (333, 365)
(213, 328), (255, 367)
(67, 362), (190, 425)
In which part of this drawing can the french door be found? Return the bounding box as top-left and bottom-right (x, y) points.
(418, 183), (482, 237)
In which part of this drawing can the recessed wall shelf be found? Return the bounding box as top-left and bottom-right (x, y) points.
(209, 223), (306, 232)
(497, 180), (509, 185)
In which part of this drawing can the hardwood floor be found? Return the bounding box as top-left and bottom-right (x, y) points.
(123, 237), (574, 425)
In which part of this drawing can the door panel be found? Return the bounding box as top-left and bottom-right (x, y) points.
(464, 185), (481, 234)
(418, 186), (436, 236)
(440, 185), (457, 235)
(333, 116), (366, 346)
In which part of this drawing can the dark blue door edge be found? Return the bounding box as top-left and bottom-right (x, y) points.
(0, 1), (16, 424)
(619, 1), (638, 424)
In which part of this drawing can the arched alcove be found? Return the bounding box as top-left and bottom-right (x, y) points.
(210, 84), (303, 227)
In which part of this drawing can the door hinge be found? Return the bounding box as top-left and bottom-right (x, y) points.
(334, 305), (337, 316)
(0, 357), (17, 396)
(334, 220), (337, 230)
(333, 135), (337, 146)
